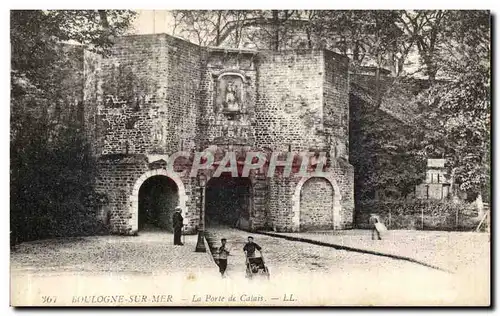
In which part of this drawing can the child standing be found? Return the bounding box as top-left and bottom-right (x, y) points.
(217, 238), (230, 277)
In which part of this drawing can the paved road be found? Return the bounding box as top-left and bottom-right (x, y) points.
(204, 227), (490, 306)
(206, 227), (398, 276)
(10, 229), (489, 306)
(11, 231), (214, 274)
(266, 229), (490, 273)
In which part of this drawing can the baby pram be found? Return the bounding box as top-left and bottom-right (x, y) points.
(245, 255), (270, 279)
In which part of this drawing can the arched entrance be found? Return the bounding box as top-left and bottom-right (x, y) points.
(130, 169), (187, 234)
(205, 176), (252, 229)
(299, 177), (334, 231)
(290, 176), (342, 232)
(138, 176), (179, 231)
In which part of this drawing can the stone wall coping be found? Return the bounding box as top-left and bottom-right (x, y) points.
(206, 46), (259, 55)
(112, 33), (200, 48)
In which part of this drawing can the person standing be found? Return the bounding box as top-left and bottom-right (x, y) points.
(217, 238), (230, 277)
(243, 236), (262, 258)
(172, 207), (184, 246)
(369, 214), (386, 240)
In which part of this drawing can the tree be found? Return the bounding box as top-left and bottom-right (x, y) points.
(171, 10), (306, 50)
(311, 10), (413, 108)
(349, 76), (430, 202)
(312, 11), (406, 71)
(171, 10), (260, 47)
(415, 63), (490, 198)
(350, 94), (426, 201)
(10, 10), (136, 243)
(413, 10), (490, 201)
(11, 10), (136, 97)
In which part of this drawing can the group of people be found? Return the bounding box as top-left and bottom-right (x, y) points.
(172, 207), (384, 278)
(171, 206), (263, 277)
(216, 236), (262, 277)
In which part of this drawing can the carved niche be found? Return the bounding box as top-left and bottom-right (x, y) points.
(152, 124), (164, 143)
(214, 71), (249, 119)
(150, 119), (167, 153)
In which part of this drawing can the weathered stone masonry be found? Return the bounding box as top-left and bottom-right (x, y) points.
(80, 34), (354, 235)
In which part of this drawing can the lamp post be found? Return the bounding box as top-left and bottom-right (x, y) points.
(195, 176), (207, 252)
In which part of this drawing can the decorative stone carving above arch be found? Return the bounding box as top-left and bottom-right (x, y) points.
(213, 69), (251, 117)
(212, 69), (251, 82)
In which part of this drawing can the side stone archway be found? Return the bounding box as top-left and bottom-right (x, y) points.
(129, 169), (187, 234)
(291, 176), (342, 232)
(138, 176), (178, 231)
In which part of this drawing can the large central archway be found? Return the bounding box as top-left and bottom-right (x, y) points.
(205, 176), (252, 229)
(138, 176), (178, 231)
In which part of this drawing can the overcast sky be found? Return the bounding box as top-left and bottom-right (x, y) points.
(132, 10), (174, 35)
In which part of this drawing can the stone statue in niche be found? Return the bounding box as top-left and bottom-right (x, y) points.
(225, 81), (240, 112)
(152, 124), (163, 143)
(151, 122), (167, 154)
(335, 140), (347, 159)
(216, 73), (245, 116)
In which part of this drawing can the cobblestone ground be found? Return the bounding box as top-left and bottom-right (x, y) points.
(10, 231), (214, 274)
(10, 228), (490, 306)
(269, 229), (490, 274)
(206, 227), (401, 276)
(204, 227), (490, 305)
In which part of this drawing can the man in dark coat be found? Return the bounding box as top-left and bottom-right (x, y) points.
(244, 236), (263, 273)
(172, 207), (184, 246)
(243, 236), (262, 258)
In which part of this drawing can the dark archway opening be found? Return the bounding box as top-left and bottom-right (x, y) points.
(138, 175), (179, 232)
(205, 176), (251, 229)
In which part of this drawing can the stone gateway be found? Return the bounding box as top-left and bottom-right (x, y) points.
(79, 34), (354, 235)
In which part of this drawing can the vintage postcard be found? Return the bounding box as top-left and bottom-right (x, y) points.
(10, 9), (491, 307)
